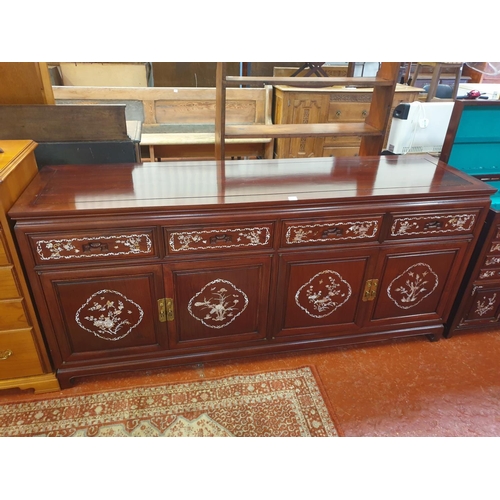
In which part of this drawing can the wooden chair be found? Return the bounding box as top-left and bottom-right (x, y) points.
(410, 62), (464, 101)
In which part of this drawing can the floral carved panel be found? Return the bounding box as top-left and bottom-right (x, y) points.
(387, 263), (439, 309)
(188, 279), (249, 329)
(75, 289), (144, 341)
(295, 270), (352, 318)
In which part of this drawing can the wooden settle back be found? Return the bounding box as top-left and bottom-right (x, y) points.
(53, 86), (274, 160)
(53, 85), (273, 129)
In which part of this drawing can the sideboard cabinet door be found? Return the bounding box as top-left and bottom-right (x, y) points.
(38, 264), (167, 365)
(163, 256), (273, 350)
(454, 284), (500, 327)
(367, 241), (470, 329)
(273, 248), (378, 340)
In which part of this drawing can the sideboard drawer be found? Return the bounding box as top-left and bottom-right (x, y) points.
(166, 223), (274, 254)
(282, 216), (382, 247)
(29, 228), (157, 265)
(388, 210), (480, 240)
(0, 329), (44, 379)
(482, 255), (500, 268)
(488, 241), (500, 254)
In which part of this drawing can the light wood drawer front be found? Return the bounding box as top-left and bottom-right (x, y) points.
(166, 224), (274, 254)
(0, 299), (30, 330)
(0, 329), (44, 379)
(322, 146), (360, 157)
(323, 135), (361, 147)
(282, 216), (382, 247)
(0, 232), (9, 266)
(328, 101), (370, 123)
(30, 228), (157, 265)
(388, 211), (480, 239)
(0, 266), (20, 299)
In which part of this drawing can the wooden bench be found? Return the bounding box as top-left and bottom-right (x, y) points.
(0, 104), (142, 167)
(53, 85), (274, 161)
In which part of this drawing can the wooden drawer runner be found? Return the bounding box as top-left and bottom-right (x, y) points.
(0, 329), (44, 379)
(30, 228), (157, 264)
(166, 223), (273, 254)
(282, 216), (382, 247)
(388, 211), (480, 239)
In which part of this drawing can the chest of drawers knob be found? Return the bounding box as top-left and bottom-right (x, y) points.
(0, 349), (13, 360)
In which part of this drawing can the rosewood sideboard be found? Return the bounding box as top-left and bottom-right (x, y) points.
(8, 155), (494, 387)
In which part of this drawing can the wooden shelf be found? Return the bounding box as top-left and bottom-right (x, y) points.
(225, 122), (382, 139)
(215, 62), (401, 160)
(224, 76), (396, 88)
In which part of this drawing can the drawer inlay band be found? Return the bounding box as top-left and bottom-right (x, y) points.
(36, 234), (153, 260)
(169, 227), (270, 252)
(286, 220), (379, 244)
(391, 214), (476, 236)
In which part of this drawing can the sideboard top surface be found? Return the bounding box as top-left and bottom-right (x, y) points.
(8, 155), (495, 219)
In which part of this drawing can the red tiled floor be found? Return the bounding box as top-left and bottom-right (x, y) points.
(1, 328), (499, 436)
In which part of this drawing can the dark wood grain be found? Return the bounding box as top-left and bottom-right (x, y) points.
(0, 104), (129, 142)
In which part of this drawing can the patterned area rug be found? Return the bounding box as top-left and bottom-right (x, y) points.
(0, 366), (343, 437)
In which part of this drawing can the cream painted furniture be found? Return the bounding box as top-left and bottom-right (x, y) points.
(0, 140), (59, 393)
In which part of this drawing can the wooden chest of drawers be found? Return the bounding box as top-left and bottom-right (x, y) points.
(9, 155), (493, 388)
(0, 141), (59, 393)
(273, 84), (423, 158)
(446, 210), (500, 332)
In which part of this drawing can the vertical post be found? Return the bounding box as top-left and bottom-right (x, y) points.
(215, 62), (226, 162)
(359, 62), (400, 156)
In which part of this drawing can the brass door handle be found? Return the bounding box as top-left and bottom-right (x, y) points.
(165, 298), (174, 321)
(362, 279), (379, 302)
(158, 298), (174, 322)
